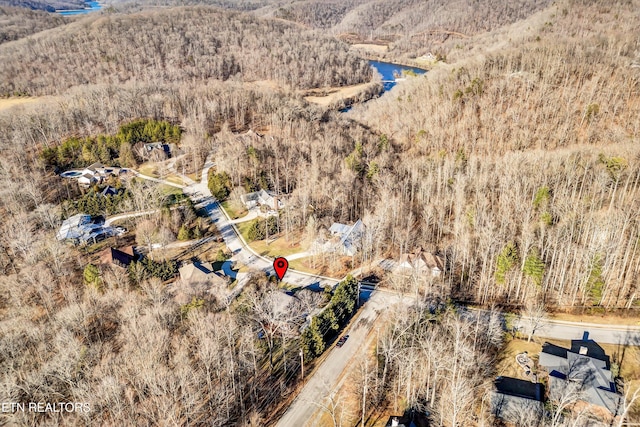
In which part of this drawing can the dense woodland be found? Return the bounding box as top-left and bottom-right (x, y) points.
(0, 0), (84, 12)
(0, 7), (372, 96)
(0, 6), (68, 43)
(0, 0), (639, 425)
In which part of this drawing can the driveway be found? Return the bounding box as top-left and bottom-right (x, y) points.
(181, 156), (339, 297)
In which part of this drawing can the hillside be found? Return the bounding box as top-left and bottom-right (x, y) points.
(348, 0), (640, 307)
(0, 1), (640, 426)
(0, 0), (84, 12)
(0, 6), (372, 96)
(0, 6), (69, 43)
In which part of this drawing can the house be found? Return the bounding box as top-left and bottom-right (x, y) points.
(142, 142), (171, 161)
(98, 246), (136, 268)
(100, 185), (121, 197)
(538, 333), (621, 415)
(328, 219), (364, 256)
(56, 213), (116, 244)
(240, 189), (284, 211)
(76, 163), (122, 186)
(386, 417), (417, 427)
(492, 377), (544, 425)
(78, 172), (98, 186)
(179, 261), (228, 287)
(396, 248), (445, 277)
(56, 214), (100, 241)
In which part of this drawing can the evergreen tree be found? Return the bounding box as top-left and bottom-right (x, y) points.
(301, 317), (325, 358)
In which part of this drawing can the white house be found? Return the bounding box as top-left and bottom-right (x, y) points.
(240, 189), (284, 211)
(56, 213), (115, 244)
(76, 163), (122, 186)
(396, 249), (444, 277)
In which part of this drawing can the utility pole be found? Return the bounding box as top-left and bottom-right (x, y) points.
(300, 349), (304, 380)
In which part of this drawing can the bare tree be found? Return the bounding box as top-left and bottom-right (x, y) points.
(521, 300), (547, 343)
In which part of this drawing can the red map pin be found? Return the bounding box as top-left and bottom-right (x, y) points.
(273, 257), (288, 281)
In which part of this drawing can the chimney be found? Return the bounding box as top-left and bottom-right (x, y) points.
(391, 417), (399, 427)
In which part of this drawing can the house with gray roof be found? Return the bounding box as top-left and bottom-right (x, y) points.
(539, 333), (621, 415)
(328, 219), (364, 257)
(57, 213), (114, 244)
(179, 261), (229, 287)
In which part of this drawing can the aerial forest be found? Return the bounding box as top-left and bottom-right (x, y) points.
(0, 0), (639, 425)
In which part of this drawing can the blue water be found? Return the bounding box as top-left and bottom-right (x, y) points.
(57, 1), (101, 15)
(339, 60), (426, 112)
(369, 60), (427, 91)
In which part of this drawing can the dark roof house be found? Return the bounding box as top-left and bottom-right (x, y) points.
(539, 332), (621, 415)
(492, 377), (544, 425)
(99, 246), (136, 268)
(100, 186), (122, 197)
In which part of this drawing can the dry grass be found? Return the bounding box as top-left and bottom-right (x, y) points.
(288, 255), (352, 278)
(164, 174), (186, 186)
(138, 163), (159, 177)
(250, 234), (305, 259)
(0, 96), (42, 111)
(235, 221), (306, 259)
(350, 43), (388, 53)
(550, 311), (640, 326)
(304, 82), (373, 106)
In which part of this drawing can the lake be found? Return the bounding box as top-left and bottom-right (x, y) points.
(57, 1), (101, 15)
(339, 60), (427, 112)
(370, 60), (427, 92)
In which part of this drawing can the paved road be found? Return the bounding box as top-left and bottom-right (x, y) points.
(182, 156), (340, 294)
(516, 317), (640, 345)
(140, 156), (640, 424)
(274, 290), (410, 427)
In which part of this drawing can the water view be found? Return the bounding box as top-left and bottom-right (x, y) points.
(369, 60), (427, 91)
(57, 1), (101, 15)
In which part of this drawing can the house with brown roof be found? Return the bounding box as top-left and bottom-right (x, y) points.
(396, 248), (444, 277)
(179, 261), (229, 287)
(98, 246), (136, 268)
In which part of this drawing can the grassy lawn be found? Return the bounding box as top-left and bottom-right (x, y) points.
(251, 236), (304, 258)
(289, 255), (351, 278)
(164, 174), (186, 186)
(235, 221), (305, 258)
(289, 257), (324, 275)
(138, 163), (159, 177)
(221, 200), (248, 219)
(159, 185), (183, 197)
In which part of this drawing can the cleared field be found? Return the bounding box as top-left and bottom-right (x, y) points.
(304, 82), (372, 106)
(350, 43), (388, 53)
(0, 97), (42, 111)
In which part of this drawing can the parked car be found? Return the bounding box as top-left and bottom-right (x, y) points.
(336, 335), (349, 347)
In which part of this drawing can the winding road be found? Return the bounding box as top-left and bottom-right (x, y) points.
(134, 156), (640, 426)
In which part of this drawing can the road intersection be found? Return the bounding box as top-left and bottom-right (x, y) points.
(137, 156), (640, 426)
